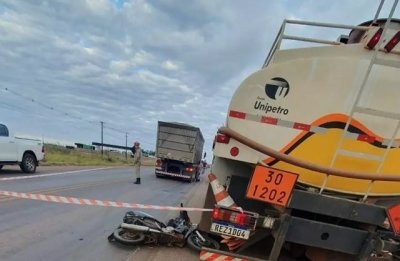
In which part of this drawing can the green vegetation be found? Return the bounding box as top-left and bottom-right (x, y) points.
(42, 144), (156, 167)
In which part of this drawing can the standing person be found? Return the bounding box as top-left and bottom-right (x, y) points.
(132, 141), (142, 184)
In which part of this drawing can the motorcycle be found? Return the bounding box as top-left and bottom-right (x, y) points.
(108, 204), (220, 251)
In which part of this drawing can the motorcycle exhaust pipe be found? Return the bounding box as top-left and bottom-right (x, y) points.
(121, 223), (161, 234)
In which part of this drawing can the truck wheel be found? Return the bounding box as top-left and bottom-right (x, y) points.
(195, 171), (200, 182)
(20, 153), (37, 173)
(188, 174), (195, 183)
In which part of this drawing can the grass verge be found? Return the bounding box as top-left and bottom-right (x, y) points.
(42, 144), (156, 167)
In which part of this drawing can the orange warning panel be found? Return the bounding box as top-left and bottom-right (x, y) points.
(387, 204), (400, 236)
(246, 165), (298, 207)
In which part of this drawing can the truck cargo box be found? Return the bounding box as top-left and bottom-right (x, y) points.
(156, 121), (204, 164)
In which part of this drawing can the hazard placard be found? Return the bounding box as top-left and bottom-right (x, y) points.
(246, 165), (298, 207)
(387, 203), (400, 236)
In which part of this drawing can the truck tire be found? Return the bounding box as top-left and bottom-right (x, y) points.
(195, 170), (200, 182)
(20, 153), (37, 173)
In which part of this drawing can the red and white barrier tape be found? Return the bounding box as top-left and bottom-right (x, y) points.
(0, 167), (111, 181)
(0, 190), (213, 212)
(199, 250), (247, 261)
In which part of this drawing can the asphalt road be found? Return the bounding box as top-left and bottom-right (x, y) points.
(0, 166), (204, 261)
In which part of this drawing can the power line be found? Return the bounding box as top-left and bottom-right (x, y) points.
(1, 87), (156, 150)
(103, 124), (129, 134)
(0, 101), (30, 113)
(3, 87), (99, 125)
(0, 100), (61, 120)
(2, 87), (130, 135)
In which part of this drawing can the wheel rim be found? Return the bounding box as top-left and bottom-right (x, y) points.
(26, 157), (35, 171)
(120, 230), (142, 241)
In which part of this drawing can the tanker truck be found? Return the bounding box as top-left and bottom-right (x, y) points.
(199, 1), (400, 260)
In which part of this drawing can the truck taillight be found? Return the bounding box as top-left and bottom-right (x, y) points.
(212, 206), (258, 230)
(384, 31), (400, 52)
(216, 133), (230, 144)
(365, 27), (383, 50)
(185, 167), (194, 172)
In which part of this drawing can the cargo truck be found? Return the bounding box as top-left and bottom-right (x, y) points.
(199, 1), (400, 260)
(155, 121), (205, 182)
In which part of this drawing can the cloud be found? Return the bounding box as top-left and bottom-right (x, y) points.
(85, 0), (113, 15)
(110, 50), (155, 73)
(161, 60), (179, 71)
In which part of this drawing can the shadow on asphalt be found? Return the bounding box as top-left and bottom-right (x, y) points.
(107, 237), (141, 251)
(155, 174), (203, 184)
(0, 169), (30, 176)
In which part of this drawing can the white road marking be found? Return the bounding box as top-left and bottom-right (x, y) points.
(125, 247), (141, 261)
(0, 167), (113, 181)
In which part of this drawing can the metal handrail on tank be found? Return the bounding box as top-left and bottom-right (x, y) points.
(262, 0), (396, 69)
(373, 0), (386, 24)
(262, 19), (370, 68)
(259, 0), (400, 199)
(323, 0), (399, 200)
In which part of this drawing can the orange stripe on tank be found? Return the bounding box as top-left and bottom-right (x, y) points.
(263, 113), (399, 164)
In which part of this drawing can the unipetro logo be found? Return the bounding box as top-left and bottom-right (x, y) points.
(265, 77), (289, 100)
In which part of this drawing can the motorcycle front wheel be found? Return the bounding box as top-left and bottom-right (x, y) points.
(187, 231), (220, 251)
(113, 228), (145, 245)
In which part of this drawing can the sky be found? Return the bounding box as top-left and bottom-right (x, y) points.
(0, 0), (399, 162)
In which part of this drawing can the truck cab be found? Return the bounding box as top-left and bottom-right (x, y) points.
(200, 2), (400, 260)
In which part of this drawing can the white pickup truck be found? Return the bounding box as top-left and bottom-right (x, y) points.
(0, 123), (45, 173)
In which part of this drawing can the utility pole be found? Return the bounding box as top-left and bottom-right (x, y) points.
(125, 132), (128, 160)
(100, 121), (104, 157)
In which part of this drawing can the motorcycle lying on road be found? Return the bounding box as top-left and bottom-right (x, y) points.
(108, 204), (220, 251)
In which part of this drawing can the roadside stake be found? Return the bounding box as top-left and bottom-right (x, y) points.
(0, 190), (214, 212)
(0, 167), (112, 181)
